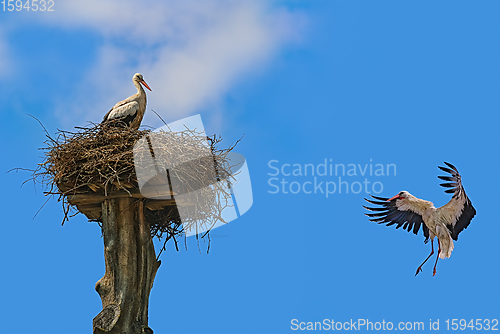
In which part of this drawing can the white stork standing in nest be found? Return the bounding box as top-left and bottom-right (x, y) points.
(102, 73), (152, 129)
(364, 162), (476, 276)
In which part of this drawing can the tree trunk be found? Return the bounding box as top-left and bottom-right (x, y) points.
(93, 198), (161, 334)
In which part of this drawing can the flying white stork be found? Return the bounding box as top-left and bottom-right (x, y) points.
(364, 162), (476, 276)
(102, 73), (152, 129)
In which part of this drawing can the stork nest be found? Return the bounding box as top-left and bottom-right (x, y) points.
(31, 121), (239, 251)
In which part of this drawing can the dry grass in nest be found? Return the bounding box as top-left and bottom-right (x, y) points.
(30, 120), (239, 251)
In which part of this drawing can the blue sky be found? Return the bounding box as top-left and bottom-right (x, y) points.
(1, 1), (499, 333)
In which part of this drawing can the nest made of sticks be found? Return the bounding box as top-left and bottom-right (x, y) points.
(32, 121), (239, 249)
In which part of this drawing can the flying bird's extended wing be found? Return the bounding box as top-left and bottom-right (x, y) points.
(436, 162), (476, 241)
(364, 195), (430, 243)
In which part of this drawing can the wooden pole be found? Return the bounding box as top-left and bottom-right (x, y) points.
(93, 198), (161, 334)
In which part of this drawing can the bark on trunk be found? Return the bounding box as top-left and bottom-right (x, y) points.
(93, 198), (161, 334)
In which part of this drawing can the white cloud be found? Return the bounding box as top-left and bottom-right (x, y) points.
(26, 0), (304, 127)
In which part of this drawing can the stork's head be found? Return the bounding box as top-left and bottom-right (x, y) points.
(133, 73), (152, 91)
(387, 190), (413, 201)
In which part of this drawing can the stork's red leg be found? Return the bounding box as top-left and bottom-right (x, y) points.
(415, 239), (434, 276)
(433, 239), (441, 276)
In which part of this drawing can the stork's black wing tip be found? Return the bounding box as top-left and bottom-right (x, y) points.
(364, 196), (388, 205)
(444, 161), (458, 172)
(439, 162), (460, 175)
(370, 194), (389, 201)
(438, 165), (454, 174)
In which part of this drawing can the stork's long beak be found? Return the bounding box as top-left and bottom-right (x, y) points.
(140, 80), (152, 91)
(387, 194), (401, 201)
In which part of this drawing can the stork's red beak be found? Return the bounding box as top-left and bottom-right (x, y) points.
(387, 194), (401, 201)
(140, 80), (152, 91)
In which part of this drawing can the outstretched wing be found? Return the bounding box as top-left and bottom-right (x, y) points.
(364, 195), (430, 243)
(436, 162), (476, 241)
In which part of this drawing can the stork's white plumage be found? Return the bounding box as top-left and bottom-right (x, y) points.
(102, 73), (152, 129)
(364, 162), (476, 276)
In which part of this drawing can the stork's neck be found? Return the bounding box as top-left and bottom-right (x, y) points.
(134, 80), (146, 96)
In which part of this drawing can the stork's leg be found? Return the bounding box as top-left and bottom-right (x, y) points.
(415, 239), (434, 276)
(433, 239), (441, 276)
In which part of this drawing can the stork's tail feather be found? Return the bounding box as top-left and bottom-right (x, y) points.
(439, 244), (453, 259)
(435, 224), (454, 259)
(439, 236), (454, 259)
